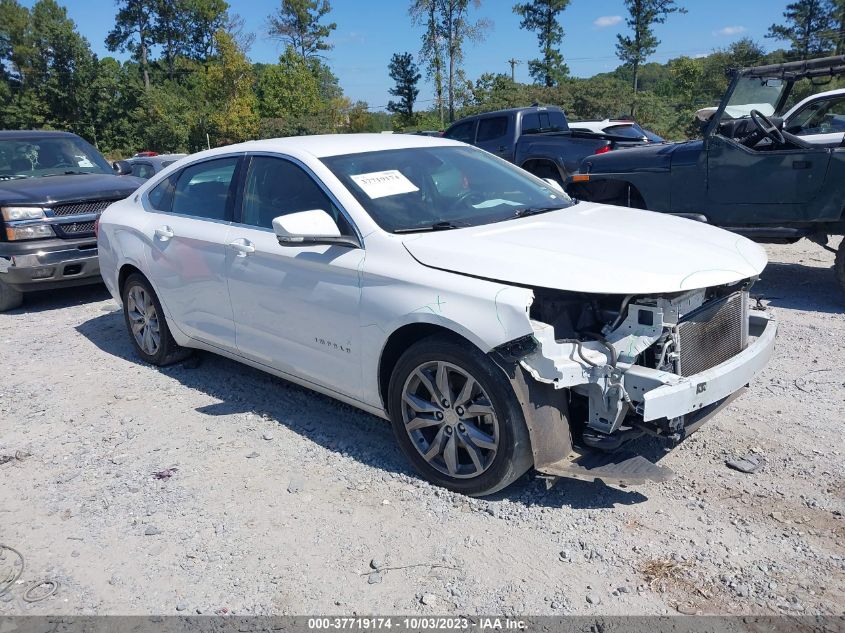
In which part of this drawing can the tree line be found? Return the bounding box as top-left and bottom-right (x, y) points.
(1, 0), (844, 158)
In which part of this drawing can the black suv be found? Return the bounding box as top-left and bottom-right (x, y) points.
(0, 130), (143, 311)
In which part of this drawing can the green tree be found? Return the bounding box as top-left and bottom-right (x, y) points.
(106, 0), (156, 89)
(0, 0), (30, 85)
(182, 0), (230, 62)
(513, 0), (570, 87)
(616, 0), (686, 115)
(387, 52), (421, 127)
(410, 0), (445, 126)
(152, 0), (189, 80)
(765, 0), (836, 59)
(200, 30), (258, 146)
(834, 0), (845, 54)
(267, 0), (336, 59)
(440, 0), (490, 122)
(257, 45), (324, 136)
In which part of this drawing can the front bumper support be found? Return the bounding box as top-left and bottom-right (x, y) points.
(0, 239), (100, 292)
(628, 312), (776, 421)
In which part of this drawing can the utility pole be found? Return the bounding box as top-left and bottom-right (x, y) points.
(507, 58), (520, 81)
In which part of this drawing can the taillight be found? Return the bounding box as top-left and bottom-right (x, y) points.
(94, 215), (100, 238)
(594, 145), (612, 155)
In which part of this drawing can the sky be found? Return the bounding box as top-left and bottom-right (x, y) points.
(23, 0), (792, 109)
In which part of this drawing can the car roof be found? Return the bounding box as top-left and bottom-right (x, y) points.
(448, 106), (564, 125)
(127, 153), (187, 164)
(180, 133), (465, 161)
(0, 129), (81, 139)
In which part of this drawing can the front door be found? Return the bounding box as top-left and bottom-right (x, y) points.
(142, 156), (240, 351)
(225, 155), (364, 400)
(706, 135), (831, 224)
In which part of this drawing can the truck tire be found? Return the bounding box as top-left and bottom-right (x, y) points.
(0, 278), (23, 312)
(121, 273), (191, 366)
(387, 334), (534, 496)
(835, 239), (845, 295)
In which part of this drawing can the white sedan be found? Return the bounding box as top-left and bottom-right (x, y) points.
(97, 134), (777, 496)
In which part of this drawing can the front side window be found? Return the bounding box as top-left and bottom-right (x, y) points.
(444, 121), (476, 143)
(321, 146), (573, 233)
(239, 156), (350, 232)
(171, 157), (238, 220)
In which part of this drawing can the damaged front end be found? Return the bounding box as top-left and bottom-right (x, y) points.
(493, 281), (777, 485)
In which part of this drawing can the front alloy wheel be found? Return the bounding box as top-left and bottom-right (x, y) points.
(388, 335), (533, 496)
(401, 361), (499, 479)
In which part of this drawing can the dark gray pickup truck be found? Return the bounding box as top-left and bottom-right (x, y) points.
(443, 106), (655, 184)
(0, 130), (143, 311)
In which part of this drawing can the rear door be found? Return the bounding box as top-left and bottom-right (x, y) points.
(224, 154), (364, 399)
(142, 155), (240, 351)
(474, 115), (513, 161)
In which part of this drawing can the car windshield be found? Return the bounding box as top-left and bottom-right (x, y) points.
(321, 146), (573, 233)
(0, 136), (114, 179)
(723, 76), (787, 119)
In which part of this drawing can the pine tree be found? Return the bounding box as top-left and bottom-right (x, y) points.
(513, 0), (570, 87)
(765, 0), (837, 59)
(387, 52), (421, 127)
(616, 0), (686, 115)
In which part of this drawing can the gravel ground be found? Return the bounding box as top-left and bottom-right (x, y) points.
(0, 239), (843, 617)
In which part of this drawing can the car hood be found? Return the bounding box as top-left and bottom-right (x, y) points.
(0, 173), (143, 205)
(401, 202), (767, 295)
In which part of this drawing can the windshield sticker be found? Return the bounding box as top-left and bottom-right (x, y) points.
(472, 199), (523, 209)
(76, 156), (94, 168)
(350, 170), (419, 199)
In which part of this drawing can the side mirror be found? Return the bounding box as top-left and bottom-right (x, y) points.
(114, 160), (132, 176)
(272, 209), (359, 248)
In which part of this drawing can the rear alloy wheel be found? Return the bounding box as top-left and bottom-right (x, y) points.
(121, 273), (190, 366)
(388, 335), (533, 496)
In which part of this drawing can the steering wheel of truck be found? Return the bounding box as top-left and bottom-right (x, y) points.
(750, 109), (786, 146)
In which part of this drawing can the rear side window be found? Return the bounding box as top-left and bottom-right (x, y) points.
(240, 156), (350, 233)
(131, 162), (155, 179)
(147, 174), (176, 211)
(171, 157), (238, 221)
(476, 116), (508, 142)
(444, 120), (476, 143)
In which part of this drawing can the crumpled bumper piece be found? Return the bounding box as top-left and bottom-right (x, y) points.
(635, 311), (776, 421)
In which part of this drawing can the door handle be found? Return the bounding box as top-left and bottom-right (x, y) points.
(154, 226), (174, 241)
(228, 239), (255, 257)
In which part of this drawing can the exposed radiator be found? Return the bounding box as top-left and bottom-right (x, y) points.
(676, 291), (748, 377)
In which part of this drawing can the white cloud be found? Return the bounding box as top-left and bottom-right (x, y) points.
(714, 25), (747, 36)
(593, 15), (623, 28)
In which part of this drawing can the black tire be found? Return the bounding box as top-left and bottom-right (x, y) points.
(0, 278), (23, 312)
(387, 334), (533, 496)
(836, 239), (845, 295)
(121, 273), (191, 366)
